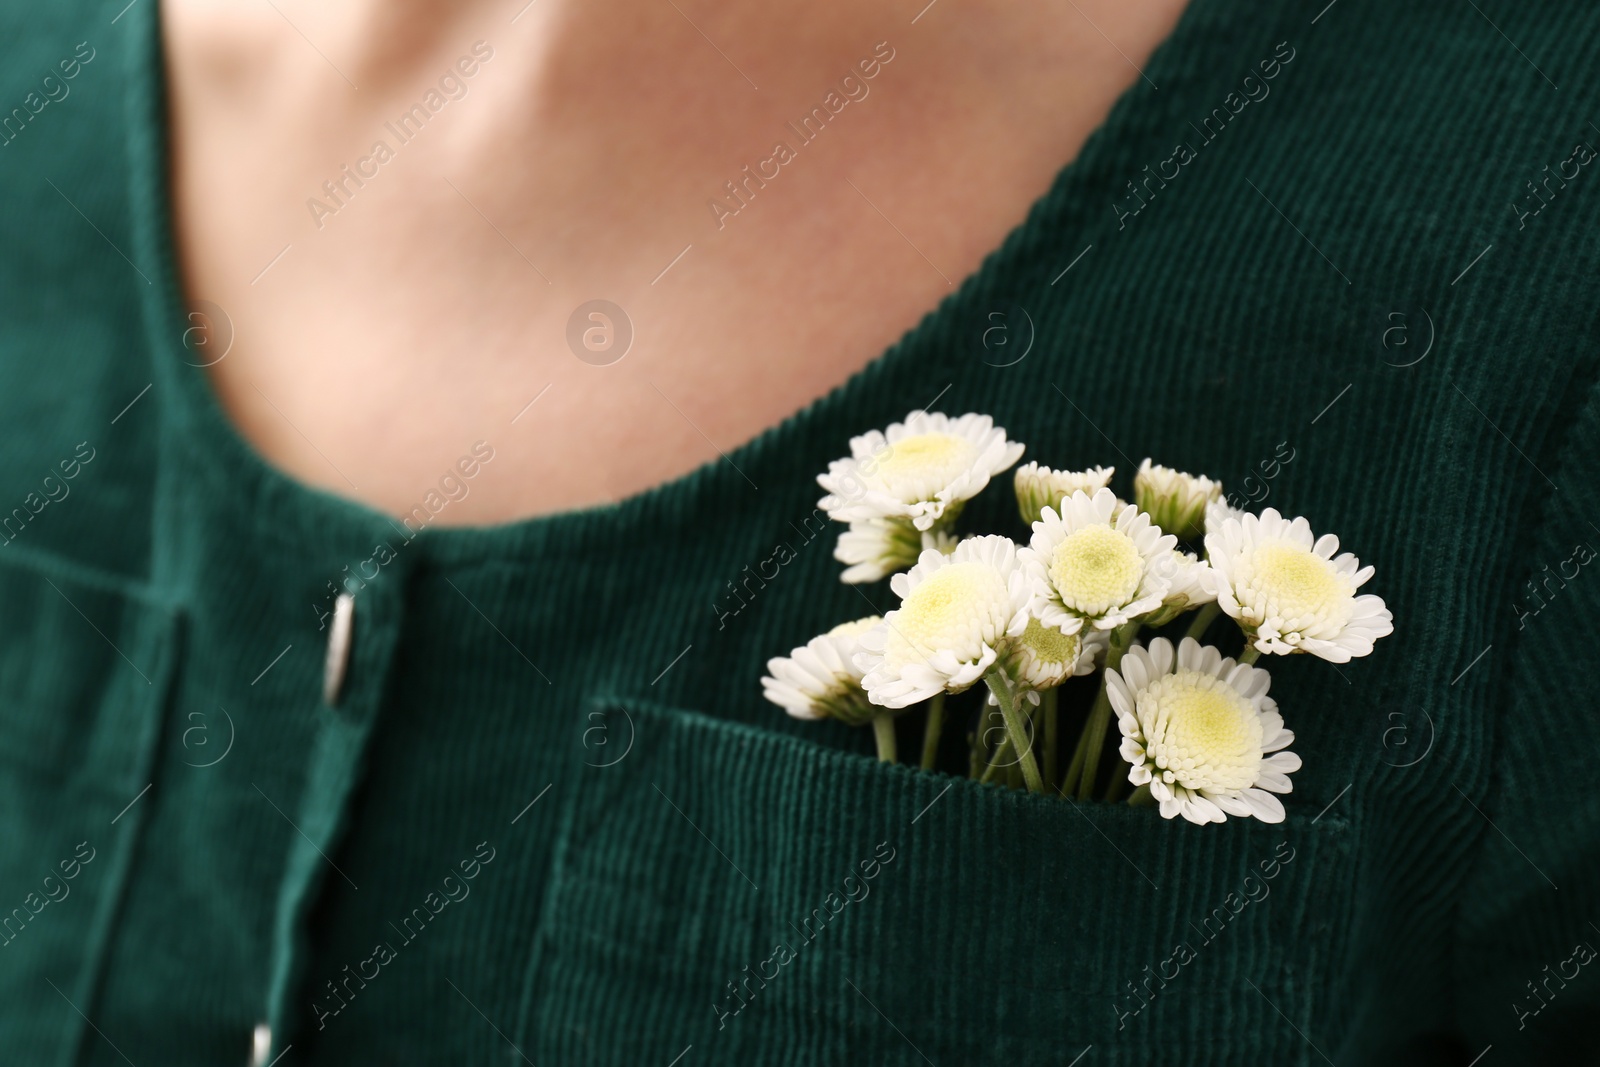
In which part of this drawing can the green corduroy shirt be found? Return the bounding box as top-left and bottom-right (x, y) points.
(1, 0), (1597, 1064)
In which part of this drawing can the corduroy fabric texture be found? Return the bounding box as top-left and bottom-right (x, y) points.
(0, 0), (1597, 1064)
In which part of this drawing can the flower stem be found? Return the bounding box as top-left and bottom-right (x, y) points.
(919, 693), (946, 772)
(1184, 602), (1221, 642)
(980, 728), (1013, 784)
(1128, 782), (1155, 807)
(1011, 700), (1042, 790)
(969, 704), (995, 778)
(872, 712), (897, 763)
(1042, 688), (1060, 791)
(1239, 645), (1261, 666)
(1061, 723), (1090, 797)
(1077, 624), (1137, 802)
(1074, 691), (1114, 800)
(983, 669), (1044, 793)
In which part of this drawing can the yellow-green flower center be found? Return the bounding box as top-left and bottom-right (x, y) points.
(873, 433), (980, 500)
(1019, 617), (1077, 665)
(1010, 616), (1082, 689)
(888, 562), (1010, 663)
(1048, 524), (1144, 617)
(1141, 670), (1263, 793)
(1243, 542), (1352, 632)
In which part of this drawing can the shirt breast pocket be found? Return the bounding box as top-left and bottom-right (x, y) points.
(515, 696), (1355, 1066)
(0, 556), (173, 789)
(0, 554), (176, 1054)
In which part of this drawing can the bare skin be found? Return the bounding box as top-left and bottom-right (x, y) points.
(164, 0), (1189, 525)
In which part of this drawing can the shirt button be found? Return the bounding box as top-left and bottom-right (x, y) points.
(248, 1022), (271, 1066)
(323, 592), (355, 706)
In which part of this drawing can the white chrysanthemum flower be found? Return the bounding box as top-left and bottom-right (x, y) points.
(1134, 459), (1221, 542)
(1013, 462), (1115, 525)
(834, 520), (956, 584)
(761, 616), (881, 725)
(1144, 550), (1219, 627)
(1111, 637), (1299, 825)
(1205, 509), (1393, 662)
(855, 535), (1030, 709)
(1205, 498), (1246, 536)
(988, 616), (1099, 706)
(1163, 551), (1217, 610)
(817, 411), (1025, 532)
(1020, 487), (1178, 634)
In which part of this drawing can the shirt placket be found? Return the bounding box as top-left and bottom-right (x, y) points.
(254, 567), (410, 1065)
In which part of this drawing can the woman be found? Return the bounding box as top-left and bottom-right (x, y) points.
(0, 0), (1594, 1063)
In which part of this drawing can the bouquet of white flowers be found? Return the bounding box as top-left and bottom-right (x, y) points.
(762, 410), (1393, 824)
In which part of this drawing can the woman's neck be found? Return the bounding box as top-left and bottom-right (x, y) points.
(164, 0), (1191, 523)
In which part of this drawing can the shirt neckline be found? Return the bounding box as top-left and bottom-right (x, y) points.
(124, 0), (1219, 570)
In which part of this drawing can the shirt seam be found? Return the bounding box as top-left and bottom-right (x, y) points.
(1444, 346), (1600, 1038)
